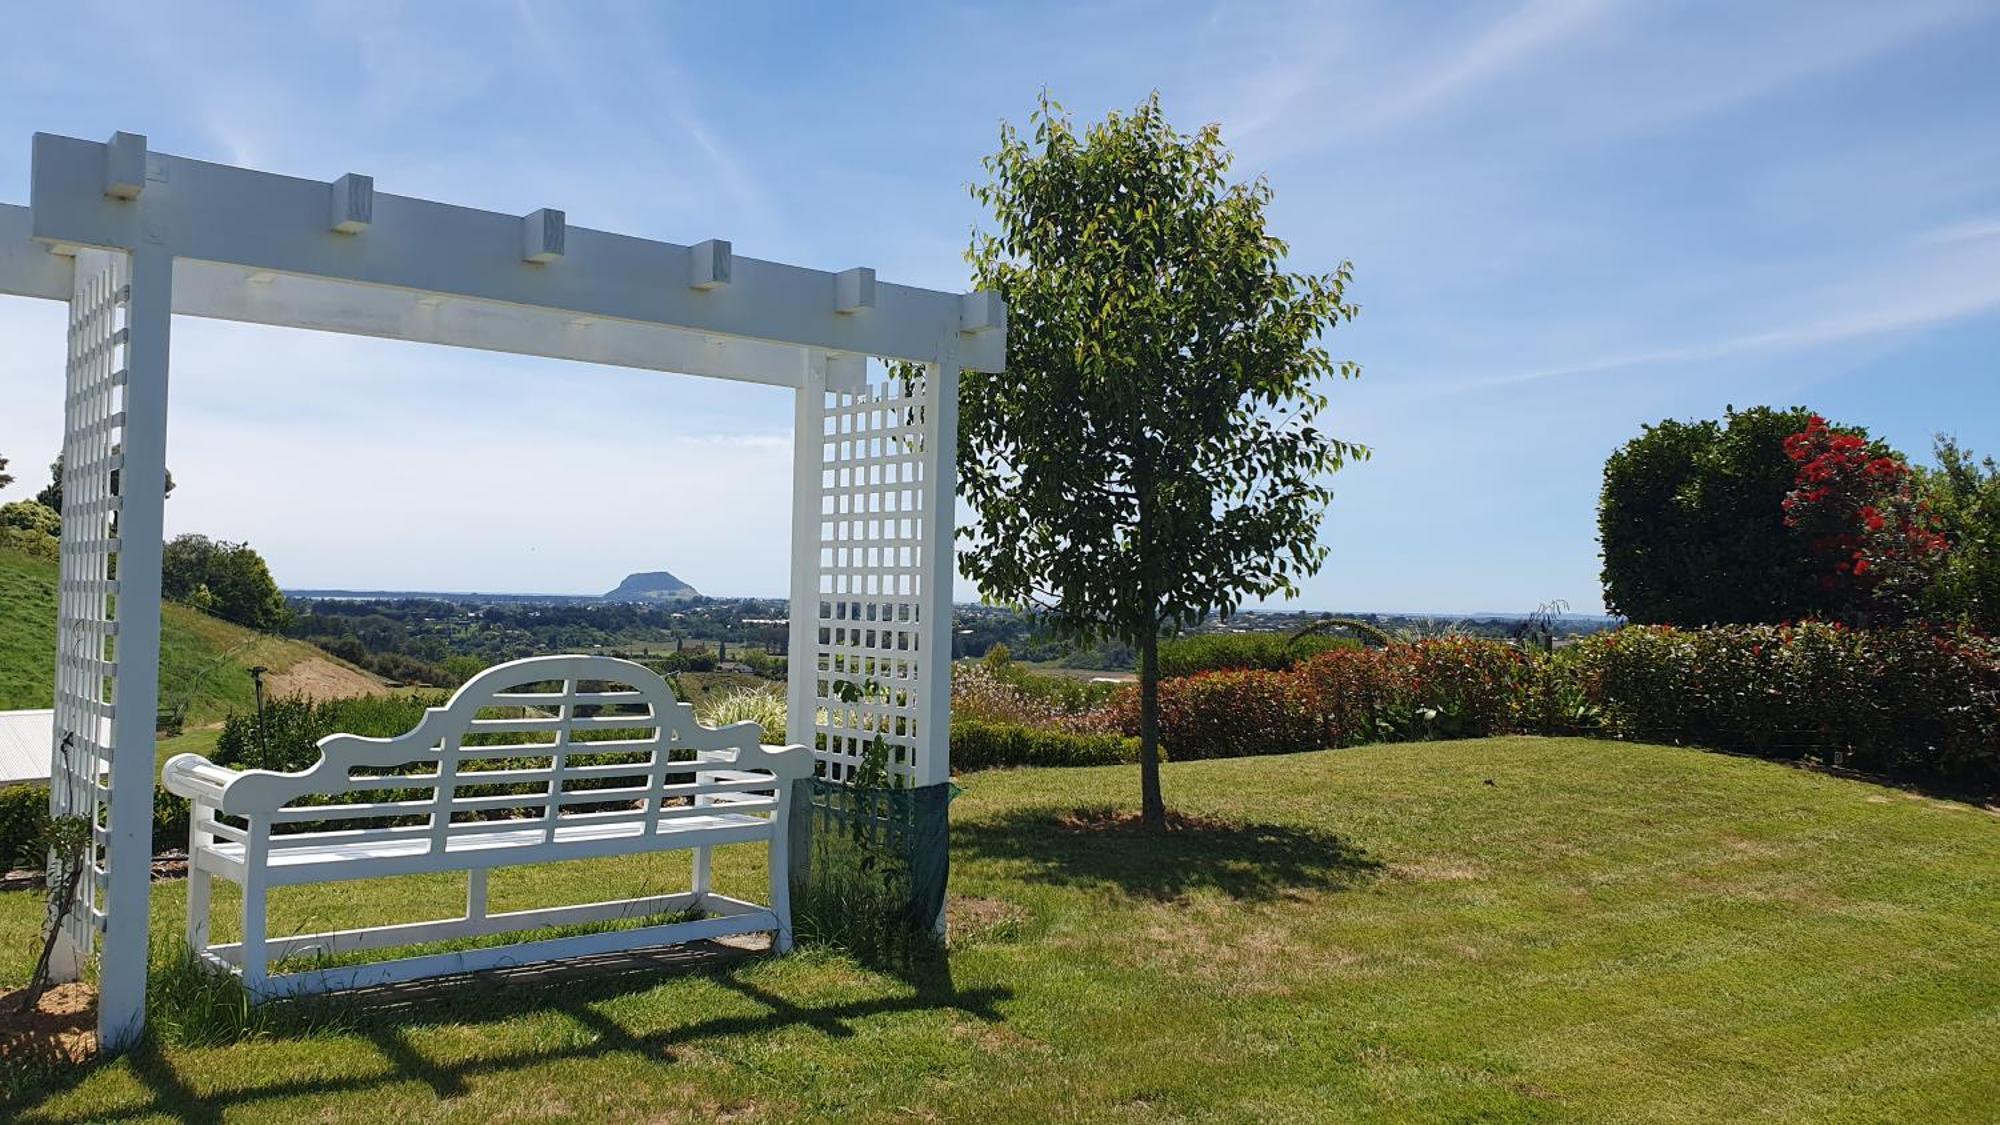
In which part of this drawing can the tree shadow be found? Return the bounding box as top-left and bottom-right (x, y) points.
(952, 805), (1384, 901)
(2, 942), (1009, 1122)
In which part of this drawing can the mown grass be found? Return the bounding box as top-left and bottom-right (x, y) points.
(1, 737), (1996, 1122)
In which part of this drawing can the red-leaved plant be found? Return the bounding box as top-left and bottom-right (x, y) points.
(1782, 414), (1949, 623)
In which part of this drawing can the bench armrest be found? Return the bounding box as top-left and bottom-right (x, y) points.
(161, 753), (241, 805)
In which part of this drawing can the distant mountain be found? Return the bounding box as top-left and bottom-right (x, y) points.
(602, 570), (699, 602)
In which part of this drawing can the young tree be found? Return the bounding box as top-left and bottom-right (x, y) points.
(36, 452), (174, 512)
(962, 94), (1364, 828)
(34, 457), (60, 511)
(162, 533), (291, 632)
(1916, 435), (2000, 632)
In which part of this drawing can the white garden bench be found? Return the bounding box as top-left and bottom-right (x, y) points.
(160, 654), (811, 1000)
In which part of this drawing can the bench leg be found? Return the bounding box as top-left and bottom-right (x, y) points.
(692, 845), (712, 901)
(467, 868), (489, 923)
(185, 861), (212, 955)
(241, 871), (269, 990)
(185, 810), (212, 956)
(769, 825), (793, 954)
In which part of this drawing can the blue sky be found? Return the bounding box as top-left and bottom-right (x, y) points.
(0, 1), (1996, 613)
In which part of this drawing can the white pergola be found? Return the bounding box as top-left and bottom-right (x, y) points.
(0, 131), (1003, 1049)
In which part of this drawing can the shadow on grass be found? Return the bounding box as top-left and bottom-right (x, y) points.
(953, 805), (1385, 901)
(3, 942), (1008, 1122)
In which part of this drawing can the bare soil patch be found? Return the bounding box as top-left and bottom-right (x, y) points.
(949, 895), (1028, 941)
(265, 657), (387, 700)
(1051, 807), (1238, 835)
(0, 982), (96, 1070)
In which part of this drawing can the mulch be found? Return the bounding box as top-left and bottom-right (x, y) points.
(0, 981), (96, 1069)
(1051, 807), (1237, 835)
(0, 851), (186, 892)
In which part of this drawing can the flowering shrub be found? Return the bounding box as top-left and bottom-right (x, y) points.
(951, 661), (1123, 734)
(1783, 414), (1950, 622)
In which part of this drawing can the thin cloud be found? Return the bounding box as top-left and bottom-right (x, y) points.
(1369, 0), (1611, 134)
(1212, 0), (1984, 166)
(1437, 242), (2000, 394)
(1210, 0), (1612, 161)
(1919, 217), (2000, 246)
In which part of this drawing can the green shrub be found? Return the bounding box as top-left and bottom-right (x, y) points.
(1156, 632), (1358, 678)
(215, 692), (445, 771)
(1381, 636), (1532, 741)
(1570, 622), (1999, 783)
(1514, 647), (1600, 737)
(1, 525), (59, 560)
(0, 500), (60, 537)
(1135, 669), (1323, 761)
(951, 718), (1139, 771)
(0, 784), (45, 867)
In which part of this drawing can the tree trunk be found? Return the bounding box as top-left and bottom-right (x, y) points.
(1138, 629), (1166, 830)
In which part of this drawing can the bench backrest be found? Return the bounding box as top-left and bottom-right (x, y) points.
(211, 654), (809, 848)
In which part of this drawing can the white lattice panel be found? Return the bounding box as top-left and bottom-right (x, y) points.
(802, 369), (949, 785)
(50, 249), (130, 957)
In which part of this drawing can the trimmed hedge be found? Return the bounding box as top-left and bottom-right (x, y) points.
(1115, 628), (1998, 786)
(951, 718), (1139, 771)
(1143, 669), (1323, 760)
(1571, 622), (1999, 783)
(1156, 632), (1358, 678)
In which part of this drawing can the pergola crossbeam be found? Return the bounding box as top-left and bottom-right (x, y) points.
(24, 133), (1003, 372)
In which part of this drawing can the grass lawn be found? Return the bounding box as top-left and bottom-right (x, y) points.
(2, 737), (1995, 1121)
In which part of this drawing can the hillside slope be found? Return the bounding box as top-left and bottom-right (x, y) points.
(0, 547), (383, 724)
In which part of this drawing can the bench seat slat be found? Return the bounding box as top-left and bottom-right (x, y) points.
(266, 776), (783, 823)
(214, 812), (777, 885)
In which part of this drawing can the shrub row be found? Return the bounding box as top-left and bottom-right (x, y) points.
(950, 718), (1140, 771)
(1108, 627), (1998, 787)
(1574, 623), (1999, 782)
(1155, 632), (1359, 678)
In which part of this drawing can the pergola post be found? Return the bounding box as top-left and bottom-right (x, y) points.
(47, 243), (171, 1051)
(99, 246), (172, 1049)
(787, 353), (829, 759)
(914, 352), (960, 788)
(787, 357), (959, 787)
